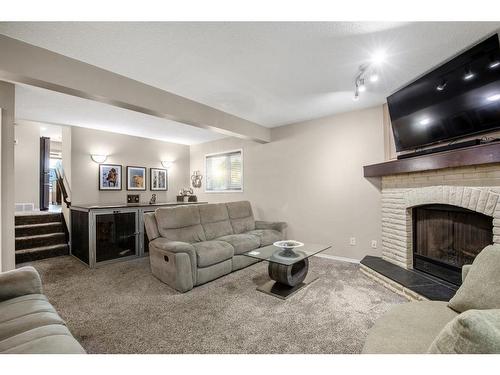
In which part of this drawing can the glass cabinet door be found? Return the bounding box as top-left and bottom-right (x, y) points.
(95, 211), (138, 263)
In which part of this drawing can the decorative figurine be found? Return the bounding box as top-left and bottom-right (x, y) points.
(149, 193), (157, 205)
(191, 170), (203, 188)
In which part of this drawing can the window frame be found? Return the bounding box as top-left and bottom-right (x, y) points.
(204, 149), (244, 193)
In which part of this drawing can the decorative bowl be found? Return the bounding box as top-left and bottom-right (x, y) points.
(273, 240), (304, 257)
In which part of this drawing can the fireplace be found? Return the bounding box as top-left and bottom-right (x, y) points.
(412, 204), (493, 285)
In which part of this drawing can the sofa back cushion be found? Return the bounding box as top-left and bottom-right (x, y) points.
(199, 203), (234, 240)
(155, 205), (206, 243)
(448, 244), (500, 313)
(226, 201), (255, 234)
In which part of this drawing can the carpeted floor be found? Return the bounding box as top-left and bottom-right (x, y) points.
(26, 255), (406, 354)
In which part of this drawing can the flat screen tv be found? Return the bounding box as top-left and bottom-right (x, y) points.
(387, 34), (500, 152)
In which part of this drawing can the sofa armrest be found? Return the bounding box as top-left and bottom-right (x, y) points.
(0, 266), (43, 302)
(255, 220), (287, 233)
(144, 212), (160, 241)
(149, 238), (197, 291)
(462, 264), (472, 283)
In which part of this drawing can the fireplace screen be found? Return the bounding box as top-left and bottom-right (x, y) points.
(413, 204), (493, 285)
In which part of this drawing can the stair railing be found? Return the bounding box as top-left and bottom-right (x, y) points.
(55, 167), (71, 208)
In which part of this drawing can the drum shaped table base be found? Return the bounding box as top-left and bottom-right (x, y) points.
(256, 258), (319, 299)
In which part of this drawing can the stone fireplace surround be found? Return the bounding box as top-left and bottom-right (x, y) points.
(381, 163), (500, 270)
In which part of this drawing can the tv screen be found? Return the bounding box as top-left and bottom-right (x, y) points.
(387, 34), (500, 152)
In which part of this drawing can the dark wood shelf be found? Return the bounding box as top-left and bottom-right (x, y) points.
(364, 142), (500, 177)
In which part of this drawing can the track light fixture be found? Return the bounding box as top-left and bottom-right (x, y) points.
(353, 51), (386, 101)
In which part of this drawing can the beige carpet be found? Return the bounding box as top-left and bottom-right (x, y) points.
(27, 255), (406, 353)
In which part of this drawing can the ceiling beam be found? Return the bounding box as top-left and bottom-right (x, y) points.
(0, 34), (271, 143)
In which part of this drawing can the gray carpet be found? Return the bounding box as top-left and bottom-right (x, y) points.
(27, 255), (406, 353)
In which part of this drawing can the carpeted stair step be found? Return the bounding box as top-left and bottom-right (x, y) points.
(15, 232), (67, 250)
(15, 222), (63, 237)
(15, 213), (63, 226)
(15, 244), (70, 264)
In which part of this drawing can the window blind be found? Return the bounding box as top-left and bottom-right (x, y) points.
(205, 150), (243, 192)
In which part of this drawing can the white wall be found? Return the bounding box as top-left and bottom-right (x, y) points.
(190, 106), (385, 261)
(0, 81), (15, 271)
(14, 122), (39, 209)
(70, 127), (190, 205)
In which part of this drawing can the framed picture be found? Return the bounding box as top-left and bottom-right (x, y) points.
(99, 164), (122, 190)
(150, 168), (168, 191)
(127, 166), (146, 191)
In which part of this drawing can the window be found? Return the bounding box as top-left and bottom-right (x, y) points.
(205, 150), (243, 192)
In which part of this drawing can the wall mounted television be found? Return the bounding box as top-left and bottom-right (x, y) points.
(387, 34), (500, 152)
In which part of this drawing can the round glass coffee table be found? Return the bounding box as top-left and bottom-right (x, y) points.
(243, 242), (331, 299)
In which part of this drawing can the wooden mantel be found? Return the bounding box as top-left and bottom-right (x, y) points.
(363, 142), (500, 177)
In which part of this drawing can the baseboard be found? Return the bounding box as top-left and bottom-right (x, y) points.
(314, 253), (360, 264)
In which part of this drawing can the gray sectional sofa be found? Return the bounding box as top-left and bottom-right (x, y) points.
(0, 266), (85, 354)
(144, 201), (287, 292)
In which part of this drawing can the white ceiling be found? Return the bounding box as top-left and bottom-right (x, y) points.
(2, 22), (500, 138)
(15, 85), (226, 145)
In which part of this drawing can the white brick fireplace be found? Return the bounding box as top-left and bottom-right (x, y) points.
(381, 163), (500, 270)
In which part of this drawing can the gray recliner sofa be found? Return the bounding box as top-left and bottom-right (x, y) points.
(144, 201), (287, 292)
(362, 264), (472, 353)
(0, 266), (86, 354)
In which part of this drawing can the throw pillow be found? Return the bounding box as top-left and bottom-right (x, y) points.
(428, 309), (500, 354)
(448, 244), (500, 313)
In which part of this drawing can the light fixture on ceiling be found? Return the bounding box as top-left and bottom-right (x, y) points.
(371, 50), (387, 66)
(463, 66), (475, 80)
(358, 78), (366, 92)
(436, 79), (447, 91)
(487, 93), (500, 102)
(90, 154), (107, 163)
(353, 50), (386, 101)
(161, 160), (173, 169)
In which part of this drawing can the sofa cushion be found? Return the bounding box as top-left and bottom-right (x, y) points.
(246, 229), (282, 246)
(0, 294), (65, 341)
(226, 201), (255, 234)
(199, 203), (234, 240)
(448, 244), (500, 313)
(217, 234), (260, 255)
(0, 324), (86, 354)
(362, 301), (458, 354)
(155, 206), (206, 243)
(193, 241), (234, 268)
(428, 309), (500, 354)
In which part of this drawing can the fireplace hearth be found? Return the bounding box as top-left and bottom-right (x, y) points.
(413, 204), (493, 285)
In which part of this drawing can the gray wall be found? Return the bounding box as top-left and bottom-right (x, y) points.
(70, 127), (190, 205)
(14, 122), (39, 209)
(190, 106), (385, 261)
(0, 81), (15, 271)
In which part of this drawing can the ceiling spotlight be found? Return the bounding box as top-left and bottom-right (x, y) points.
(487, 93), (500, 102)
(436, 79), (447, 91)
(358, 78), (366, 92)
(369, 73), (379, 83)
(463, 67), (475, 80)
(371, 50), (387, 65)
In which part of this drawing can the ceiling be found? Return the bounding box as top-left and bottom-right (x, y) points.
(2, 22), (500, 140)
(15, 85), (226, 145)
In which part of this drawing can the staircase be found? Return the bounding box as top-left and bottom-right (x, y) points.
(15, 213), (70, 264)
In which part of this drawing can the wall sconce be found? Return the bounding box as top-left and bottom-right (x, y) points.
(90, 154), (107, 163)
(161, 160), (173, 169)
